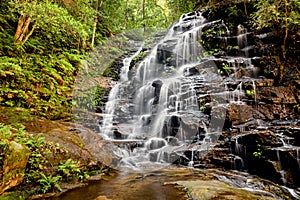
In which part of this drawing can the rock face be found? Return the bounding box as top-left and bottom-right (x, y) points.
(228, 103), (253, 126)
(23, 119), (118, 168)
(90, 8), (299, 192)
(121, 10), (300, 189)
(0, 141), (30, 194)
(0, 112), (116, 195)
(162, 8), (300, 189)
(194, 83), (300, 188)
(256, 86), (297, 120)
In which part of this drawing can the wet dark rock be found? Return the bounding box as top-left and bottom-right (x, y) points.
(255, 32), (277, 45)
(93, 7), (300, 192)
(162, 115), (182, 138)
(235, 130), (280, 147)
(184, 66), (199, 76)
(228, 103), (253, 126)
(201, 147), (233, 169)
(165, 136), (180, 146)
(251, 148), (300, 187)
(255, 86), (297, 120)
(113, 129), (128, 139)
(226, 128), (300, 187)
(173, 22), (193, 32)
(157, 39), (177, 64)
(145, 138), (167, 150)
(291, 128), (300, 146)
(257, 86), (297, 104)
(152, 80), (163, 104)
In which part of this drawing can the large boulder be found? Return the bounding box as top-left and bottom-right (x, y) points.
(24, 120), (118, 168)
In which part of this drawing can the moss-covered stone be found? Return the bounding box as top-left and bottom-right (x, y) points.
(171, 180), (277, 200)
(1, 141), (30, 194)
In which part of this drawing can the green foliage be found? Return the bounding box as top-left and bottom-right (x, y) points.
(88, 166), (103, 176)
(38, 173), (62, 194)
(253, 145), (263, 158)
(33, 1), (92, 49)
(217, 63), (230, 76)
(200, 24), (228, 56)
(167, 0), (196, 21)
(0, 124), (10, 162)
(253, 151), (262, 158)
(58, 159), (81, 180)
(221, 63), (230, 75)
(0, 0), (200, 119)
(199, 1), (253, 31)
(0, 123), (46, 185)
(251, 0), (300, 61)
(101, 0), (172, 33)
(58, 158), (89, 181)
(246, 89), (255, 98)
(103, 67), (119, 80)
(0, 53), (78, 119)
(252, 0), (300, 32)
(130, 50), (148, 70)
(94, 86), (106, 107)
(200, 105), (205, 111)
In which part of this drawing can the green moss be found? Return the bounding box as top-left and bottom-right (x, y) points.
(102, 67), (118, 80)
(0, 191), (29, 200)
(130, 51), (148, 70)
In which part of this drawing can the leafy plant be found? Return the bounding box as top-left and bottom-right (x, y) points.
(78, 171), (90, 181)
(253, 144), (263, 158)
(246, 89), (255, 98)
(218, 63), (230, 76)
(222, 63), (230, 75)
(58, 159), (81, 181)
(200, 23), (228, 57)
(38, 173), (62, 194)
(200, 105), (205, 111)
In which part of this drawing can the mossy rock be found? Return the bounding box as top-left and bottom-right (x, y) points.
(171, 180), (277, 200)
(0, 141), (30, 194)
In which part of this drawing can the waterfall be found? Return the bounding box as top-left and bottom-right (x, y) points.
(100, 11), (228, 169)
(276, 150), (287, 185)
(101, 43), (144, 137)
(237, 24), (249, 57)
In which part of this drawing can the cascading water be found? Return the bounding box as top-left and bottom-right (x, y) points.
(100, 11), (234, 170)
(67, 5), (300, 198)
(101, 43), (144, 138)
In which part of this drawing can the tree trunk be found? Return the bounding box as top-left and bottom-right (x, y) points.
(14, 15), (32, 42)
(244, 0), (247, 16)
(91, 0), (102, 48)
(142, 0), (146, 33)
(282, 0), (289, 60)
(14, 0), (36, 45)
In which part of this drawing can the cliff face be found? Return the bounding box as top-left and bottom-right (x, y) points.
(174, 3), (300, 188)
